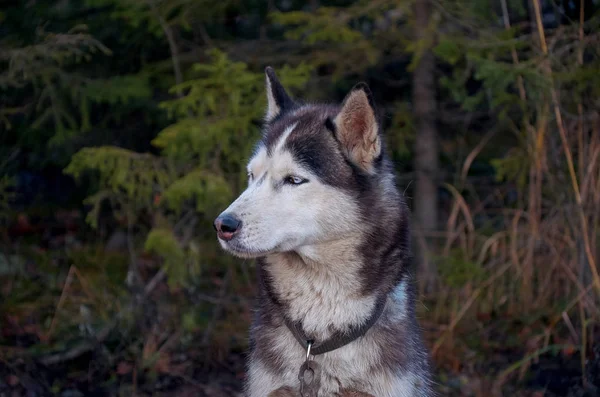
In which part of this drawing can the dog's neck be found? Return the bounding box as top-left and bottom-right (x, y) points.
(262, 237), (383, 340)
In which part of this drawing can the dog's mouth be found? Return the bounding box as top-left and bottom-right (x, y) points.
(218, 238), (278, 259)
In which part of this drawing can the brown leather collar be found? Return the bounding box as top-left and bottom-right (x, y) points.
(281, 294), (388, 356)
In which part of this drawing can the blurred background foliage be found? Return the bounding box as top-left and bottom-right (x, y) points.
(1, 0), (600, 396)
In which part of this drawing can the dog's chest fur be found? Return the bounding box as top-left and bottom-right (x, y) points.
(245, 252), (433, 397)
(266, 246), (377, 339)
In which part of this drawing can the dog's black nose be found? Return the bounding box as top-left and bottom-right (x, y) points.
(213, 213), (242, 241)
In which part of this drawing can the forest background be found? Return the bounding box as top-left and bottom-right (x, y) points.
(1, 0), (600, 396)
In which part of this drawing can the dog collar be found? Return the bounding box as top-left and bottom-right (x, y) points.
(281, 293), (388, 356)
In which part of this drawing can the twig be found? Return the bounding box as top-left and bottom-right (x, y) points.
(143, 268), (167, 298)
(42, 265), (99, 343)
(39, 268), (167, 366)
(201, 266), (232, 347)
(493, 344), (579, 392)
(44, 265), (75, 342)
(546, 282), (596, 333)
(431, 261), (513, 355)
(561, 311), (579, 342)
(0, 148), (20, 173)
(576, 0), (588, 386)
(148, 0), (184, 98)
(499, 0), (526, 102)
(39, 322), (114, 366)
(459, 128), (496, 187)
(443, 183), (475, 258)
(196, 23), (213, 47)
(125, 206), (141, 291)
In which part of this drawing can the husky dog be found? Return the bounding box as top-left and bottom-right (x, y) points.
(213, 67), (433, 397)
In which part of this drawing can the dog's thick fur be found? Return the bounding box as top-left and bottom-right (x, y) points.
(214, 67), (433, 396)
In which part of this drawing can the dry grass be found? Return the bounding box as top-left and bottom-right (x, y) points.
(416, 4), (600, 394)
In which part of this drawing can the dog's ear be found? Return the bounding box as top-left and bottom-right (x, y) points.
(264, 66), (295, 122)
(333, 83), (381, 173)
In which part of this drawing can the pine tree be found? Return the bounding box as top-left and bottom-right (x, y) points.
(66, 49), (311, 288)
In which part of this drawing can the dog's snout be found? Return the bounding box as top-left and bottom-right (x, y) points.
(214, 213), (242, 241)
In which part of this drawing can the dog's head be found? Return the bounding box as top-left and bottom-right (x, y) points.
(214, 67), (391, 258)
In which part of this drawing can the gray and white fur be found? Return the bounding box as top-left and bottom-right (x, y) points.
(214, 67), (434, 397)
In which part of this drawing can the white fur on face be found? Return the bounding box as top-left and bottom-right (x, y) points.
(217, 123), (361, 258)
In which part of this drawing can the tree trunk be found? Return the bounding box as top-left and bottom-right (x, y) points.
(412, 0), (439, 285)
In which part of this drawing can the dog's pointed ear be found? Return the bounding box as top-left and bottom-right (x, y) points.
(333, 83), (381, 173)
(265, 66), (295, 122)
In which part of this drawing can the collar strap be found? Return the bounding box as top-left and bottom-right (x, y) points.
(281, 294), (387, 356)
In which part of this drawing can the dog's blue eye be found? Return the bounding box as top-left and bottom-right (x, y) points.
(247, 171), (254, 181)
(284, 175), (306, 185)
